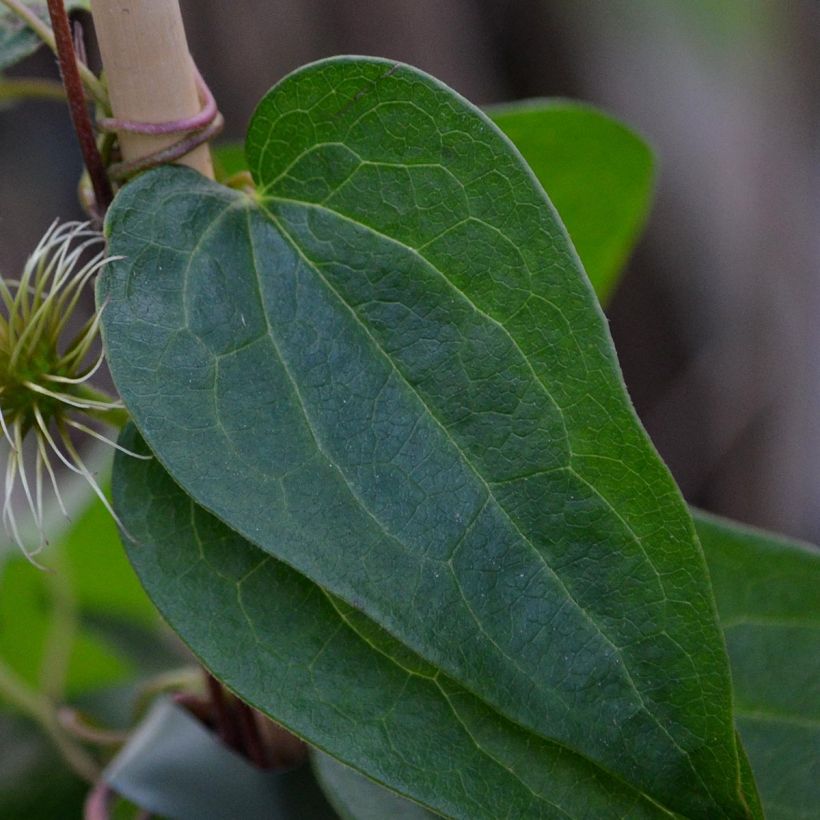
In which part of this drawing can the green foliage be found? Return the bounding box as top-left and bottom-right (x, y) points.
(113, 427), (675, 819)
(696, 511), (820, 820)
(489, 101), (654, 301)
(0, 713), (86, 819)
(0, 490), (154, 702)
(0, 1), (87, 72)
(63, 495), (157, 628)
(101, 57), (754, 817)
(214, 98), (655, 303)
(0, 0), (811, 812)
(0, 488), (165, 818)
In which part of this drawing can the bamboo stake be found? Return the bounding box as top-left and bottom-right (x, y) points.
(88, 0), (213, 178)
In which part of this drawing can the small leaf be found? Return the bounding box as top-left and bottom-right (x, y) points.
(212, 141), (248, 181)
(489, 100), (655, 301)
(63, 492), (158, 628)
(0, 550), (132, 700)
(696, 510), (820, 820)
(102, 57), (752, 817)
(0, 1), (88, 72)
(103, 697), (337, 820)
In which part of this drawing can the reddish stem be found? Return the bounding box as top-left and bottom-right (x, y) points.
(204, 672), (241, 753)
(234, 699), (270, 769)
(45, 0), (113, 213)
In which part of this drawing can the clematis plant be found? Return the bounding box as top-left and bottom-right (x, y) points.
(0, 2), (816, 819)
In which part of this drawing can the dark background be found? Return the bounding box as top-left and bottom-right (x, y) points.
(2, 0), (818, 541)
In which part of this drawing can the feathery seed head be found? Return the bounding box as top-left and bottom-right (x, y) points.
(0, 221), (142, 563)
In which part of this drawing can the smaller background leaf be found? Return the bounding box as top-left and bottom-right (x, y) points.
(212, 142), (247, 181)
(0, 550), (131, 699)
(489, 99), (655, 301)
(104, 697), (337, 820)
(695, 510), (820, 820)
(64, 493), (157, 627)
(0, 1), (88, 72)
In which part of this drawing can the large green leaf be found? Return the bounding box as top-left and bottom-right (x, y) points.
(114, 429), (675, 819)
(0, 1), (88, 72)
(101, 57), (752, 817)
(489, 101), (654, 301)
(696, 511), (820, 820)
(215, 99), (655, 303)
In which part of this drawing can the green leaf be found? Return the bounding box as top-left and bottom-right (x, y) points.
(114, 428), (677, 819)
(0, 1), (88, 72)
(489, 100), (655, 301)
(63, 491), (158, 628)
(0, 550), (132, 701)
(215, 98), (656, 304)
(212, 141), (248, 181)
(696, 511), (820, 820)
(101, 57), (752, 817)
(103, 697), (337, 820)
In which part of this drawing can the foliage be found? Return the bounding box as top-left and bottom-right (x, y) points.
(696, 513), (820, 820)
(489, 100), (654, 301)
(0, 1), (86, 71)
(0, 13), (816, 816)
(98, 56), (767, 818)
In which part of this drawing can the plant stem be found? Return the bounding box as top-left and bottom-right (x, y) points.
(234, 698), (269, 769)
(0, 76), (66, 103)
(45, 0), (113, 213)
(39, 548), (78, 701)
(0, 0), (108, 107)
(203, 671), (241, 752)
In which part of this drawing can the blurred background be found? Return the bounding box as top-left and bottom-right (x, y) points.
(2, 0), (819, 542)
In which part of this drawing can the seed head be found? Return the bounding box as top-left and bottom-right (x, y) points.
(0, 221), (144, 563)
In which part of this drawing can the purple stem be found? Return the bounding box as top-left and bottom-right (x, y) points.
(45, 0), (112, 213)
(97, 69), (217, 135)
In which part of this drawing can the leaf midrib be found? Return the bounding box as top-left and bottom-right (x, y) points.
(264, 193), (668, 589)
